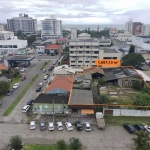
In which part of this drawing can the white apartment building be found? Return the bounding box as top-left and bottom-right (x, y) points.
(41, 14), (62, 40)
(0, 24), (4, 31)
(0, 36), (27, 54)
(69, 33), (122, 67)
(71, 28), (77, 39)
(115, 32), (132, 42)
(0, 31), (14, 40)
(142, 24), (150, 36)
(125, 18), (133, 34)
(7, 13), (37, 34)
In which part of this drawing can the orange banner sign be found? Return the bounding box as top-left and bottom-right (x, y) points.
(95, 60), (120, 67)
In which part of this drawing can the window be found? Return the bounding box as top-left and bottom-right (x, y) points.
(113, 57), (117, 59)
(86, 46), (89, 48)
(86, 51), (89, 53)
(92, 61), (95, 63)
(0, 45), (2, 48)
(78, 61), (82, 63)
(85, 61), (89, 63)
(79, 51), (82, 53)
(13, 45), (17, 48)
(8, 45), (12, 48)
(3, 45), (8, 48)
(71, 61), (75, 63)
(80, 46), (83, 48)
(93, 56), (97, 58)
(70, 51), (74, 53)
(94, 51), (99, 54)
(103, 57), (111, 59)
(70, 46), (74, 48)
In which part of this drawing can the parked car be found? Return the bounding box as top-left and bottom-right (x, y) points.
(39, 54), (42, 56)
(36, 86), (42, 92)
(133, 124), (145, 131)
(144, 125), (150, 132)
(6, 89), (14, 96)
(21, 76), (26, 81)
(75, 121), (83, 131)
(40, 122), (46, 131)
(0, 101), (2, 105)
(44, 75), (48, 80)
(8, 53), (13, 56)
(123, 123), (135, 134)
(49, 65), (54, 71)
(57, 122), (63, 131)
(13, 83), (20, 89)
(20, 68), (26, 72)
(42, 69), (46, 73)
(48, 122), (54, 131)
(85, 122), (91, 132)
(30, 121), (36, 130)
(22, 105), (30, 113)
(65, 122), (73, 131)
(27, 100), (34, 105)
(39, 82), (44, 88)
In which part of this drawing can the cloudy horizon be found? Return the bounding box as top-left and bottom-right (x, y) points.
(0, 0), (150, 24)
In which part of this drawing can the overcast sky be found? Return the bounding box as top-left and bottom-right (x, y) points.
(0, 0), (150, 24)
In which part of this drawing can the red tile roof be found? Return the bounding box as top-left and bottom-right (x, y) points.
(0, 64), (8, 71)
(57, 38), (68, 41)
(45, 44), (62, 50)
(46, 76), (74, 92)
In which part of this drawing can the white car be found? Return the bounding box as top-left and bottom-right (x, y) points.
(65, 122), (73, 131)
(48, 122), (54, 131)
(144, 125), (150, 132)
(39, 82), (44, 88)
(57, 122), (63, 131)
(22, 105), (30, 113)
(30, 121), (36, 130)
(85, 122), (91, 132)
(44, 75), (48, 80)
(20, 68), (26, 72)
(39, 54), (42, 56)
(13, 83), (20, 89)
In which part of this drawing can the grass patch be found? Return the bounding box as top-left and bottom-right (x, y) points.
(10, 76), (21, 88)
(3, 75), (38, 116)
(24, 144), (70, 150)
(40, 60), (51, 70)
(105, 115), (150, 126)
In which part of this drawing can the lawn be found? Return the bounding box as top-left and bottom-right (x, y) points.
(40, 60), (51, 70)
(105, 115), (150, 126)
(24, 144), (70, 150)
(3, 75), (38, 116)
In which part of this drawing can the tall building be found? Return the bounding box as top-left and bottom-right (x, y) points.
(41, 14), (62, 40)
(142, 24), (150, 36)
(0, 31), (14, 40)
(7, 13), (37, 34)
(125, 19), (133, 34)
(132, 22), (143, 35)
(71, 28), (77, 39)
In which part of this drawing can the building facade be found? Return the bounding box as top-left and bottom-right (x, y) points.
(0, 31), (14, 40)
(115, 32), (132, 42)
(71, 28), (77, 39)
(142, 24), (150, 36)
(7, 13), (37, 34)
(41, 14), (62, 40)
(125, 18), (133, 34)
(132, 22), (143, 35)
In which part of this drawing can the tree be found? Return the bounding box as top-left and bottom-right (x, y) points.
(129, 44), (135, 53)
(98, 94), (108, 104)
(26, 35), (36, 45)
(133, 131), (150, 150)
(57, 139), (67, 150)
(132, 80), (142, 90)
(0, 81), (10, 94)
(9, 135), (22, 150)
(70, 137), (82, 150)
(98, 78), (105, 85)
(121, 53), (145, 67)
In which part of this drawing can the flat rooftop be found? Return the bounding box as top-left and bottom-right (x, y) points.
(8, 56), (34, 61)
(103, 48), (118, 53)
(69, 38), (99, 42)
(70, 89), (94, 104)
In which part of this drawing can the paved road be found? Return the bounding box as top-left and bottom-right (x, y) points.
(0, 124), (134, 150)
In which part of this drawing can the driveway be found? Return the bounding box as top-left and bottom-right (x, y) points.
(0, 124), (134, 150)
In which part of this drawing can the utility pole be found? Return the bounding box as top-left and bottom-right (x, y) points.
(53, 100), (54, 123)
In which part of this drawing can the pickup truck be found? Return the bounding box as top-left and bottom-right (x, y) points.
(96, 112), (105, 129)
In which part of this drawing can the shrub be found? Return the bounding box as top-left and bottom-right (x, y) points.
(57, 139), (67, 150)
(70, 137), (82, 150)
(132, 80), (142, 90)
(9, 135), (22, 150)
(98, 94), (108, 104)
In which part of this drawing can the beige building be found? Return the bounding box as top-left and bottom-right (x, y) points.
(69, 33), (122, 67)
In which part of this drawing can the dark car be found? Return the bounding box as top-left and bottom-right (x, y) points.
(49, 65), (54, 71)
(6, 89), (14, 96)
(36, 86), (42, 92)
(123, 123), (135, 134)
(75, 121), (83, 131)
(21, 76), (26, 81)
(133, 124), (145, 131)
(27, 100), (34, 106)
(40, 122), (46, 131)
(0, 101), (2, 105)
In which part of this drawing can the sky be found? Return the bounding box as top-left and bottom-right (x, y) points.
(0, 0), (150, 24)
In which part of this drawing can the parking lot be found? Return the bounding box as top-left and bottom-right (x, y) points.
(0, 123), (134, 150)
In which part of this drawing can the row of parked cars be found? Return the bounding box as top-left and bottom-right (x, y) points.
(30, 121), (92, 132)
(123, 123), (150, 133)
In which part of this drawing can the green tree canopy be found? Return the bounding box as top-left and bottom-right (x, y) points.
(98, 94), (108, 104)
(121, 53), (145, 67)
(98, 78), (105, 85)
(129, 44), (135, 53)
(26, 35), (36, 45)
(10, 135), (22, 150)
(132, 80), (142, 90)
(0, 81), (10, 94)
(57, 139), (67, 150)
(70, 137), (82, 150)
(134, 93), (150, 106)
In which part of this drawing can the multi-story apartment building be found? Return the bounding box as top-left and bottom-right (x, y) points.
(125, 18), (133, 34)
(142, 24), (150, 36)
(69, 33), (122, 67)
(41, 14), (62, 40)
(0, 31), (14, 40)
(132, 22), (143, 35)
(7, 13), (37, 34)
